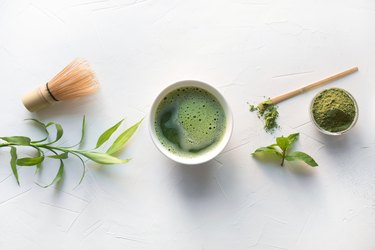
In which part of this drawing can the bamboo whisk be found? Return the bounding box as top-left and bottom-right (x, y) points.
(22, 58), (99, 112)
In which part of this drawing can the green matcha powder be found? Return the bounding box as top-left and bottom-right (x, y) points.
(249, 99), (279, 132)
(312, 88), (356, 133)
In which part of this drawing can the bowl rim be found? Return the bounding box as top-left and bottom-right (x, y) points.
(149, 80), (233, 165)
(309, 87), (359, 136)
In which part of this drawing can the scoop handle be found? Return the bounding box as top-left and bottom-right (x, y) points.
(270, 67), (358, 105)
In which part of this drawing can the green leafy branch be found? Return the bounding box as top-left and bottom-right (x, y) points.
(0, 116), (142, 187)
(252, 133), (318, 167)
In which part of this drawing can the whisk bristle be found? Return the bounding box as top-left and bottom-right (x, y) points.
(48, 58), (99, 101)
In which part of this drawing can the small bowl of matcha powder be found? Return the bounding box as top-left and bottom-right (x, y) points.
(310, 88), (358, 135)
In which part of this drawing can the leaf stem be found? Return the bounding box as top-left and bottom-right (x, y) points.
(1, 117), (141, 187)
(34, 144), (69, 153)
(281, 150), (286, 166)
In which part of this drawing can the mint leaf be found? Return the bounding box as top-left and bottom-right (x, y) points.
(276, 136), (289, 151)
(287, 133), (299, 149)
(285, 151), (318, 167)
(253, 146), (282, 158)
(252, 133), (318, 168)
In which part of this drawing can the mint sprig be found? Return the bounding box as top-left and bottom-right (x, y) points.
(0, 116), (142, 187)
(252, 133), (318, 167)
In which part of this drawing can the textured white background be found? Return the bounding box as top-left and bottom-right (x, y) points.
(1, 0), (375, 249)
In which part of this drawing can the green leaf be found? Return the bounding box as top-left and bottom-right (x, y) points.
(285, 151), (318, 167)
(48, 152), (69, 159)
(77, 151), (129, 164)
(50, 160), (64, 186)
(40, 159), (64, 188)
(1, 116), (140, 187)
(26, 118), (47, 131)
(25, 118), (49, 143)
(287, 133), (299, 149)
(252, 133), (317, 168)
(17, 155), (44, 166)
(36, 162), (42, 174)
(252, 146), (282, 158)
(70, 152), (86, 185)
(276, 136), (289, 151)
(34, 148), (44, 174)
(10, 146), (19, 185)
(79, 116), (86, 146)
(0, 136), (31, 146)
(95, 119), (124, 149)
(68, 116), (87, 148)
(106, 119), (142, 155)
(45, 122), (63, 144)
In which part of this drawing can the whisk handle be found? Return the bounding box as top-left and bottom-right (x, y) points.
(22, 84), (57, 112)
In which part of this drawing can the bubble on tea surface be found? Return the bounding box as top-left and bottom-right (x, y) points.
(154, 87), (226, 157)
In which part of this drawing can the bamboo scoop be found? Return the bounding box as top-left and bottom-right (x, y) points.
(258, 67), (358, 112)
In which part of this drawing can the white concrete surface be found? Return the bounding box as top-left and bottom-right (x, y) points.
(0, 0), (375, 249)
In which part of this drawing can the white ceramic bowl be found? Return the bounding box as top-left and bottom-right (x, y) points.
(149, 80), (233, 165)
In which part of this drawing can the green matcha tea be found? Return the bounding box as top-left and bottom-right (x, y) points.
(154, 87), (226, 157)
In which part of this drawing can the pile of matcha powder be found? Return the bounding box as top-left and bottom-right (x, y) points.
(249, 88), (356, 134)
(312, 88), (356, 132)
(249, 99), (279, 132)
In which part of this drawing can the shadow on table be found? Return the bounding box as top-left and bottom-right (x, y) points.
(253, 156), (316, 178)
(25, 94), (102, 120)
(316, 128), (360, 154)
(253, 153), (321, 200)
(171, 160), (221, 201)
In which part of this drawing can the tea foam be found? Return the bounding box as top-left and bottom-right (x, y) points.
(155, 87), (226, 157)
